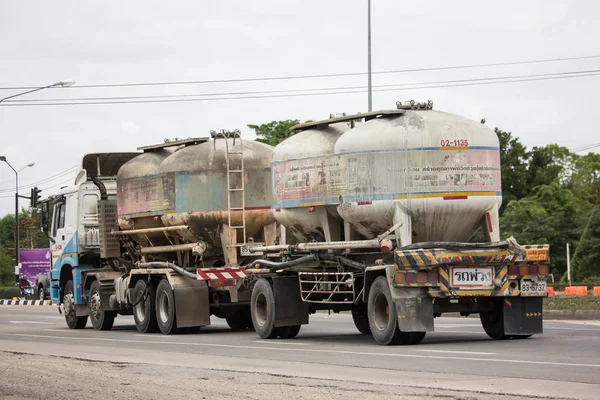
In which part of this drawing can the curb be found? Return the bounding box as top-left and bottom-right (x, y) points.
(543, 309), (600, 320)
(0, 300), (53, 306)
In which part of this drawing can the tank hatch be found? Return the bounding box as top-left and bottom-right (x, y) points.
(396, 100), (434, 110)
(137, 137), (210, 152)
(291, 109), (405, 133)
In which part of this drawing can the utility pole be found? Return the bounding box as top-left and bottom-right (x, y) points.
(367, 0), (372, 111)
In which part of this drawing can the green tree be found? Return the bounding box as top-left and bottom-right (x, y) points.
(527, 144), (576, 188)
(495, 127), (529, 213)
(500, 183), (585, 278)
(570, 206), (600, 282)
(248, 119), (300, 146)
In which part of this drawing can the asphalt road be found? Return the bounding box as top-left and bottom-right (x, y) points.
(0, 306), (599, 399)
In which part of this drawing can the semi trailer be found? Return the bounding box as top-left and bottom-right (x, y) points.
(41, 101), (549, 345)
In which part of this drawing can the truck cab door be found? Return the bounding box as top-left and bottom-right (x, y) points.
(49, 194), (79, 302)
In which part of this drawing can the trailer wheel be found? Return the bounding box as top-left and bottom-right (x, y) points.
(89, 281), (115, 331)
(251, 278), (279, 339)
(279, 325), (301, 339)
(351, 303), (371, 334)
(156, 279), (179, 335)
(63, 280), (87, 329)
(226, 308), (253, 330)
(368, 276), (426, 345)
(133, 279), (158, 333)
(480, 302), (509, 340)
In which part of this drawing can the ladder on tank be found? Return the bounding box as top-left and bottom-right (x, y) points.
(212, 129), (246, 247)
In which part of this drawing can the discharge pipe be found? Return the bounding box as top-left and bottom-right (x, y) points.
(136, 261), (197, 279)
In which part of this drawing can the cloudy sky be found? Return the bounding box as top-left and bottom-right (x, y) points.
(0, 0), (599, 216)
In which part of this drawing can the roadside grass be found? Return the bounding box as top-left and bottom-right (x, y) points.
(0, 286), (20, 299)
(544, 295), (600, 311)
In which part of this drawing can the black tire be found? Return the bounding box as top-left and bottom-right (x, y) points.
(155, 279), (178, 334)
(352, 303), (371, 334)
(368, 276), (426, 345)
(89, 281), (115, 331)
(38, 285), (46, 301)
(279, 325), (301, 339)
(133, 279), (158, 333)
(63, 280), (88, 329)
(226, 308), (253, 330)
(511, 335), (532, 339)
(251, 278), (279, 339)
(480, 302), (509, 340)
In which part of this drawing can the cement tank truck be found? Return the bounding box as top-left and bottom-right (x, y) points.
(40, 101), (549, 345)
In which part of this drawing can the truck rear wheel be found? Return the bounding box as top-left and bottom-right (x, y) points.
(156, 279), (179, 335)
(133, 279), (158, 333)
(368, 276), (426, 345)
(352, 303), (371, 334)
(279, 325), (301, 339)
(226, 308), (254, 330)
(63, 280), (88, 329)
(251, 278), (280, 339)
(89, 281), (115, 331)
(480, 302), (508, 340)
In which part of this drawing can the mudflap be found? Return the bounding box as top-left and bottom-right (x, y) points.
(503, 297), (543, 336)
(273, 276), (309, 327)
(171, 275), (210, 328)
(392, 287), (434, 332)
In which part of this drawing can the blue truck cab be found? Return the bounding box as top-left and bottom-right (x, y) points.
(41, 153), (138, 325)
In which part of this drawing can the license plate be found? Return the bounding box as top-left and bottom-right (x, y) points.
(451, 267), (494, 287)
(521, 280), (547, 296)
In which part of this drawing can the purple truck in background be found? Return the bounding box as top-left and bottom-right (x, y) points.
(19, 249), (52, 300)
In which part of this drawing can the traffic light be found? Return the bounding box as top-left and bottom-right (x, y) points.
(30, 186), (42, 208)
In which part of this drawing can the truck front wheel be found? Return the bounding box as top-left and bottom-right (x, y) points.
(89, 281), (115, 331)
(38, 285), (46, 301)
(63, 280), (87, 329)
(133, 279), (158, 333)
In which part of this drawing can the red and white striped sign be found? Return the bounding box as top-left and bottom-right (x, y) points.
(196, 267), (247, 281)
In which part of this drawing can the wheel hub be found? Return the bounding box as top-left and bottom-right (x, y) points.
(373, 293), (390, 331)
(255, 293), (267, 327)
(158, 292), (170, 323)
(63, 293), (74, 316)
(90, 291), (101, 319)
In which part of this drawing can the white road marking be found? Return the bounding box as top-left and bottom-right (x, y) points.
(2, 332), (600, 368)
(418, 349), (497, 355)
(429, 330), (486, 335)
(254, 340), (308, 346)
(544, 326), (600, 331)
(8, 321), (53, 325)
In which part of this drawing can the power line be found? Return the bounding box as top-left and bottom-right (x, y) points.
(2, 71), (600, 107)
(0, 177), (74, 199)
(0, 165), (78, 193)
(6, 69), (600, 104)
(573, 143), (600, 153)
(1, 54), (599, 91)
